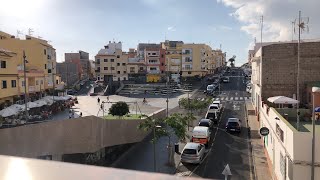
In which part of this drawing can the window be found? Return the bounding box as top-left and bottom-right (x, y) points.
(44, 49), (46, 55)
(152, 53), (156, 55)
(36, 80), (39, 85)
(118, 77), (121, 81)
(48, 69), (52, 73)
(139, 67), (144, 71)
(188, 71), (191, 74)
(104, 59), (108, 62)
(161, 63), (164, 66)
(0, 60), (6, 68)
(185, 57), (192, 62)
(1, 80), (7, 89)
(117, 63), (120, 66)
(149, 60), (158, 64)
(111, 59), (114, 62)
(148, 53), (151, 55)
(41, 80), (43, 84)
(11, 80), (16, 87)
(56, 80), (59, 84)
(45, 64), (47, 69)
(104, 67), (108, 70)
(123, 77), (126, 81)
(150, 67), (157, 71)
(123, 71), (126, 74)
(122, 63), (126, 66)
(117, 71), (120, 74)
(117, 55), (120, 58)
(161, 54), (164, 58)
(130, 67), (135, 73)
(111, 67), (115, 70)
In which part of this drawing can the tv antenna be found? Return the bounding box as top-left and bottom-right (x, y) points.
(28, 28), (34, 36)
(16, 30), (23, 38)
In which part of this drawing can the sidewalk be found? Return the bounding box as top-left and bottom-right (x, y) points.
(245, 101), (272, 180)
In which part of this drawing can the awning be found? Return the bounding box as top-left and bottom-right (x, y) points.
(267, 96), (299, 104)
(0, 104), (24, 117)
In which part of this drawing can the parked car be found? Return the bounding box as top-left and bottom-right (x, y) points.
(223, 77), (230, 83)
(208, 104), (220, 114)
(211, 100), (222, 111)
(181, 142), (206, 164)
(205, 111), (219, 124)
(67, 90), (77, 95)
(206, 84), (215, 95)
(191, 126), (211, 147)
(198, 119), (213, 129)
(225, 118), (242, 133)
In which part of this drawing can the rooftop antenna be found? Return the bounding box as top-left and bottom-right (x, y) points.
(28, 28), (34, 36)
(16, 30), (23, 38)
(219, 44), (222, 50)
(294, 11), (309, 132)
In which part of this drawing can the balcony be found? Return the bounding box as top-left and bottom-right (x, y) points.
(95, 69), (100, 73)
(147, 61), (160, 65)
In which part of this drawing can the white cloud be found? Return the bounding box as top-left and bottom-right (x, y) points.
(167, 26), (176, 31)
(217, 0), (320, 49)
(219, 25), (232, 30)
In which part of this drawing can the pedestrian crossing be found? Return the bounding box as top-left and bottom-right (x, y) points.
(213, 96), (251, 101)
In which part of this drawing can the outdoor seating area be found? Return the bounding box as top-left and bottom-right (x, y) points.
(0, 95), (77, 129)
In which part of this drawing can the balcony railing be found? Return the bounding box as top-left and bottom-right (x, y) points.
(95, 69), (100, 72)
(148, 70), (160, 74)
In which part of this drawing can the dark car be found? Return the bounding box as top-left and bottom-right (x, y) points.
(198, 119), (213, 129)
(67, 90), (77, 95)
(205, 111), (219, 124)
(225, 118), (242, 133)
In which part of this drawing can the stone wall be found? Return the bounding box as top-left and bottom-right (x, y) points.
(261, 42), (320, 104)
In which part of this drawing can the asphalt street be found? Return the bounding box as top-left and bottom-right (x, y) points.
(180, 68), (253, 180)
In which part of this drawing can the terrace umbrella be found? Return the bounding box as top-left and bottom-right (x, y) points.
(267, 96), (299, 104)
(0, 104), (24, 117)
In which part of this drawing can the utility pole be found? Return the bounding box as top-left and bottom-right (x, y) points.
(166, 63), (169, 117)
(23, 51), (29, 121)
(52, 62), (55, 102)
(260, 15), (263, 47)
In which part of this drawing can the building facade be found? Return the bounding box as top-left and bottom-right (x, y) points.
(95, 41), (129, 82)
(56, 62), (79, 87)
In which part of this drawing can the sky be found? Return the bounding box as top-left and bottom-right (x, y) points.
(1, 0), (320, 66)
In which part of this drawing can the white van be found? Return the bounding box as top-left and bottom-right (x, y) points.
(191, 126), (211, 146)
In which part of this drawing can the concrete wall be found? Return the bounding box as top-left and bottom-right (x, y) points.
(0, 114), (161, 158)
(261, 42), (320, 103)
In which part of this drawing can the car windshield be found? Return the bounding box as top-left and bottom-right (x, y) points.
(228, 122), (239, 127)
(207, 86), (213, 90)
(183, 149), (197, 155)
(206, 113), (216, 118)
(199, 122), (209, 127)
(209, 106), (218, 109)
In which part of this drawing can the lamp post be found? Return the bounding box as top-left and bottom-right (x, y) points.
(23, 51), (29, 121)
(311, 87), (320, 180)
(153, 120), (161, 172)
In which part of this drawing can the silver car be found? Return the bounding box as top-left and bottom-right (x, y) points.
(181, 142), (206, 164)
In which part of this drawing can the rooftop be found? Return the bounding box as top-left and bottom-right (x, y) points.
(275, 108), (320, 132)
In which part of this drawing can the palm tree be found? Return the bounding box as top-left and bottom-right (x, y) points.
(228, 55), (236, 67)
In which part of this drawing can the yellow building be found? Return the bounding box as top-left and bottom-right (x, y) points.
(0, 48), (19, 106)
(0, 31), (57, 91)
(95, 42), (129, 82)
(161, 41), (183, 82)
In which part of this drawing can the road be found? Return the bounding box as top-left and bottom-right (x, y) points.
(180, 68), (253, 180)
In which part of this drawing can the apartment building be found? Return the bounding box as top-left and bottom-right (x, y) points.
(161, 41), (183, 82)
(0, 31), (57, 90)
(212, 49), (226, 72)
(0, 48), (19, 107)
(56, 62), (79, 87)
(127, 57), (146, 83)
(137, 43), (166, 82)
(251, 41), (320, 112)
(250, 41), (320, 180)
(95, 41), (128, 82)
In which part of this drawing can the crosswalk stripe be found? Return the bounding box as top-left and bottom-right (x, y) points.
(240, 97), (243, 100)
(235, 97), (238, 100)
(229, 97), (233, 101)
(220, 97), (224, 101)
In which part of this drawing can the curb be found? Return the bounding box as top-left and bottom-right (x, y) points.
(245, 101), (258, 180)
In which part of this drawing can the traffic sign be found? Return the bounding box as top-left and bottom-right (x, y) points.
(260, 127), (270, 136)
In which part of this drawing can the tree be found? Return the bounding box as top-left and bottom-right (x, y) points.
(108, 101), (130, 118)
(228, 55), (236, 67)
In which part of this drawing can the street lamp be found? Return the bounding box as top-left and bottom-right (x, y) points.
(311, 86), (320, 180)
(153, 120), (162, 172)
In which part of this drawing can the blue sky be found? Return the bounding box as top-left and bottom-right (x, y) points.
(1, 0), (319, 65)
